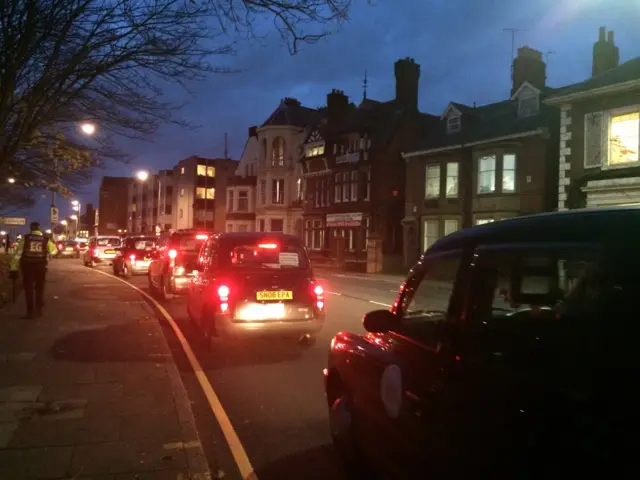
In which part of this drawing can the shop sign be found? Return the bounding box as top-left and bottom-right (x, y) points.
(326, 212), (363, 227)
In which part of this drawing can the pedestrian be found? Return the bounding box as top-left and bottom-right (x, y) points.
(8, 222), (57, 318)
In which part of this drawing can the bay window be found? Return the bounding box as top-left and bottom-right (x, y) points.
(446, 162), (458, 198)
(423, 219), (439, 251)
(425, 165), (440, 198)
(444, 219), (459, 236)
(272, 137), (285, 166)
(502, 154), (516, 192)
(609, 111), (639, 165)
(272, 179), (284, 204)
(477, 155), (496, 193)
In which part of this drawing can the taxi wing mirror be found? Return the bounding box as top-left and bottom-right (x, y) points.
(363, 309), (395, 333)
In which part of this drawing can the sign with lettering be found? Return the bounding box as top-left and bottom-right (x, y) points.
(0, 217), (26, 226)
(326, 212), (363, 227)
(50, 207), (59, 224)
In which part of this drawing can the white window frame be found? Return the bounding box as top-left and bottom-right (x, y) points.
(444, 219), (459, 236)
(342, 172), (350, 202)
(425, 164), (441, 198)
(518, 89), (539, 117)
(364, 169), (371, 201)
(226, 189), (234, 212)
(363, 217), (371, 250)
(477, 155), (497, 194)
(259, 180), (266, 205)
(237, 190), (249, 212)
(502, 154), (517, 193)
(334, 173), (341, 203)
(475, 218), (495, 226)
(271, 179), (284, 204)
(605, 106), (640, 168)
(423, 219), (439, 251)
(446, 114), (461, 134)
(350, 171), (358, 201)
(445, 162), (459, 198)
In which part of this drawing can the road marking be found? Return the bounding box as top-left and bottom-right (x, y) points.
(370, 300), (392, 307)
(326, 290), (341, 296)
(89, 269), (258, 480)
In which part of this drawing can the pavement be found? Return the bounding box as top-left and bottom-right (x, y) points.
(0, 261), (210, 479)
(0, 259), (416, 480)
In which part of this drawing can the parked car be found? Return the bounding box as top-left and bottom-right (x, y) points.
(325, 207), (639, 478)
(112, 236), (158, 277)
(55, 240), (81, 259)
(148, 229), (213, 299)
(186, 232), (325, 346)
(83, 235), (122, 267)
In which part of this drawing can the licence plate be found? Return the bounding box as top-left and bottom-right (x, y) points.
(135, 261), (150, 267)
(104, 250), (115, 254)
(256, 290), (293, 301)
(65, 247), (73, 251)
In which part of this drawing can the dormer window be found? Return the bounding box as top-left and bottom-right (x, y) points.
(446, 114), (461, 134)
(517, 88), (539, 117)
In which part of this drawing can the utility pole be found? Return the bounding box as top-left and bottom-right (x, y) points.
(503, 28), (527, 78)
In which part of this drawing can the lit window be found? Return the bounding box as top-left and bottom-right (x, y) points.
(197, 165), (215, 177)
(306, 144), (325, 157)
(180, 188), (185, 197)
(445, 162), (458, 198)
(196, 187), (215, 199)
(296, 178), (302, 201)
(425, 165), (440, 198)
(447, 115), (461, 134)
(609, 112), (639, 165)
(476, 218), (495, 226)
(181, 167), (185, 175)
(272, 179), (284, 204)
(423, 220), (439, 251)
(444, 219), (459, 236)
(477, 155), (496, 193)
(502, 154), (516, 192)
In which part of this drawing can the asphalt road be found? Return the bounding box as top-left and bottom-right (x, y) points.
(75, 260), (404, 480)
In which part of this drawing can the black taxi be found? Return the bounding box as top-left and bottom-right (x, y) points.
(112, 235), (157, 277)
(187, 232), (325, 346)
(325, 207), (639, 478)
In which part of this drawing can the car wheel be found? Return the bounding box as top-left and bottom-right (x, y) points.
(161, 276), (174, 300)
(298, 333), (317, 347)
(122, 262), (130, 278)
(148, 273), (156, 295)
(328, 375), (366, 474)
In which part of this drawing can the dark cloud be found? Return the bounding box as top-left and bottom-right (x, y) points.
(10, 0), (640, 226)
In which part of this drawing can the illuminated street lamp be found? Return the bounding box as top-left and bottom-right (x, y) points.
(80, 122), (96, 136)
(70, 214), (78, 220)
(7, 177), (15, 184)
(136, 170), (149, 182)
(60, 220), (68, 226)
(45, 229), (52, 234)
(71, 200), (79, 206)
(0, 231), (6, 236)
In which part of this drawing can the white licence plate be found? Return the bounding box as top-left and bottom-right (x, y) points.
(239, 303), (286, 320)
(135, 261), (150, 267)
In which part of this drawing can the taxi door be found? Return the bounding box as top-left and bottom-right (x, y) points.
(188, 237), (215, 327)
(364, 249), (470, 478)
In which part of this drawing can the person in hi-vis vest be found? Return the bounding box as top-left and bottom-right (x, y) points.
(9, 222), (57, 318)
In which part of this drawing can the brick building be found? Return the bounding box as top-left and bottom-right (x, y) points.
(98, 176), (131, 235)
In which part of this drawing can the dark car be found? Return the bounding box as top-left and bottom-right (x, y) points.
(112, 236), (158, 277)
(148, 229), (213, 299)
(55, 240), (81, 258)
(325, 207), (640, 479)
(186, 232), (325, 346)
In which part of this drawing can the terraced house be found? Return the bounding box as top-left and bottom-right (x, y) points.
(301, 58), (432, 272)
(546, 27), (640, 210)
(401, 46), (560, 268)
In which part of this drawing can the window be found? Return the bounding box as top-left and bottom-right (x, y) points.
(227, 190), (234, 212)
(502, 154), (516, 192)
(179, 208), (184, 219)
(237, 224), (248, 233)
(446, 162), (458, 198)
(270, 218), (284, 232)
(225, 242), (308, 271)
(258, 219), (265, 232)
(180, 188), (185, 197)
(272, 179), (284, 204)
(364, 169), (371, 201)
(181, 167), (185, 175)
(197, 165), (215, 177)
(342, 172), (350, 202)
(350, 171), (358, 201)
(447, 114), (461, 134)
(306, 144), (325, 157)
(476, 218), (494, 225)
(339, 228), (354, 250)
(296, 178), (302, 201)
(259, 180), (266, 205)
(477, 155), (496, 193)
(444, 219), (459, 236)
(272, 137), (285, 166)
(423, 219), (438, 251)
(227, 224), (233, 232)
(609, 111), (639, 165)
(305, 219), (324, 250)
(196, 187), (215, 199)
(425, 165), (440, 198)
(334, 173), (342, 203)
(518, 90), (539, 117)
(237, 191), (249, 212)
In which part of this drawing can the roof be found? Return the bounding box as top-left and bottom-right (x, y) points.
(428, 206), (640, 255)
(546, 57), (640, 103)
(410, 97), (555, 153)
(262, 98), (321, 128)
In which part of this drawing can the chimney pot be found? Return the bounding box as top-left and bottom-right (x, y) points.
(599, 26), (605, 41)
(608, 30), (614, 43)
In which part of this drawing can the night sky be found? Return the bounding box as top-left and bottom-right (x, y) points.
(8, 0), (640, 228)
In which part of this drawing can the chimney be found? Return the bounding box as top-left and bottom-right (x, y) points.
(592, 26), (620, 76)
(511, 46), (546, 96)
(394, 57), (420, 108)
(327, 89), (349, 122)
(248, 126), (257, 138)
(282, 97), (301, 107)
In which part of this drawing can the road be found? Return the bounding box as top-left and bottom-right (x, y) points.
(60, 260), (405, 480)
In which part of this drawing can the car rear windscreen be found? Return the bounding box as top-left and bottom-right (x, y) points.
(130, 238), (156, 250)
(64, 241), (77, 246)
(174, 234), (207, 253)
(224, 242), (308, 270)
(97, 237), (121, 247)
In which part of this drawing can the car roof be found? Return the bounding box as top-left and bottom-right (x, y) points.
(215, 231), (304, 245)
(429, 206), (640, 254)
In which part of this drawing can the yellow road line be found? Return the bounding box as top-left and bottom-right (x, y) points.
(90, 268), (258, 480)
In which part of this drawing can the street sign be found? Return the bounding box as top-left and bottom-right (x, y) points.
(0, 217), (26, 226)
(50, 207), (59, 224)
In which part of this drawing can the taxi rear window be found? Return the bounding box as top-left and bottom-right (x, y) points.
(97, 237), (121, 247)
(173, 234), (207, 252)
(224, 242), (308, 270)
(128, 238), (156, 250)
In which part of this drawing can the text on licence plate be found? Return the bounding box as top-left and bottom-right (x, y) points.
(104, 250), (115, 254)
(256, 290), (293, 301)
(65, 247), (73, 251)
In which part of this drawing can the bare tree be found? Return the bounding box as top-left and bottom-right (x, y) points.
(0, 0), (360, 208)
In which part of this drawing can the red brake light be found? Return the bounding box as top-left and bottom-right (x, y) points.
(168, 249), (177, 259)
(93, 248), (99, 256)
(314, 285), (324, 296)
(258, 243), (278, 249)
(218, 285), (230, 298)
(196, 234), (208, 240)
(129, 254), (136, 261)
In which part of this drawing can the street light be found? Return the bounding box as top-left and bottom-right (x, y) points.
(0, 231), (6, 236)
(70, 214), (78, 220)
(60, 220), (67, 226)
(45, 229), (52, 234)
(136, 170), (149, 182)
(80, 123), (96, 136)
(71, 200), (79, 206)
(7, 177), (15, 184)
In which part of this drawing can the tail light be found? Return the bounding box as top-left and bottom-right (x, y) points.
(313, 283), (324, 310)
(93, 248), (99, 256)
(57, 243), (63, 250)
(258, 243), (278, 249)
(218, 285), (230, 313)
(168, 249), (177, 259)
(129, 254), (136, 261)
(196, 234), (208, 240)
